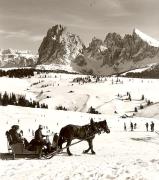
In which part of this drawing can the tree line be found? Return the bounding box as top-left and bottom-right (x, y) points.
(0, 92), (48, 109)
(124, 68), (159, 79)
(0, 68), (34, 78)
(0, 68), (78, 78)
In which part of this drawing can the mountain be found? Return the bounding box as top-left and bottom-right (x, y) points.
(0, 49), (38, 68)
(134, 28), (159, 47)
(72, 28), (159, 75)
(37, 26), (159, 75)
(37, 25), (85, 67)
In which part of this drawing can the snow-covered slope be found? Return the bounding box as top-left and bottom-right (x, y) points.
(1, 73), (159, 179)
(0, 106), (159, 180)
(36, 64), (77, 73)
(134, 28), (159, 47)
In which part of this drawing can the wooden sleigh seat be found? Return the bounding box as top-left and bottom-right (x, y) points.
(5, 131), (41, 159)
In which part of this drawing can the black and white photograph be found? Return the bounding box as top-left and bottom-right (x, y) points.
(0, 0), (159, 179)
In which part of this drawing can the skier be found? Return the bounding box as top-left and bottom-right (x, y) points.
(145, 122), (149, 131)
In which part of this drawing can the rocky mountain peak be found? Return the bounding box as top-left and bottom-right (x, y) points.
(37, 24), (84, 65)
(88, 37), (104, 52)
(104, 32), (123, 49)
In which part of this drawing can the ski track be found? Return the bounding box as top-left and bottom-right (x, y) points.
(79, 94), (90, 112)
(96, 98), (115, 110)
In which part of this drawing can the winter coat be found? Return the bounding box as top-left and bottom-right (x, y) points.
(35, 128), (45, 143)
(9, 129), (23, 144)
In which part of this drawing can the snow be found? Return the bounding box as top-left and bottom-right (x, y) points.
(36, 64), (77, 73)
(52, 36), (56, 41)
(1, 73), (159, 179)
(135, 28), (159, 47)
(122, 66), (152, 75)
(99, 45), (107, 52)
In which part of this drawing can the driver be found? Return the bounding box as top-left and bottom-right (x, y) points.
(34, 125), (51, 152)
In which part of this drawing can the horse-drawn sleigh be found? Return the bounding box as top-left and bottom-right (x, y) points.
(0, 119), (110, 160)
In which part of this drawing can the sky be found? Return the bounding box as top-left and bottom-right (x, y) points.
(0, 0), (159, 53)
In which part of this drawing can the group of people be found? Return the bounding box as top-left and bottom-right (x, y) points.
(8, 124), (58, 153)
(124, 121), (155, 132)
(145, 122), (155, 132)
(124, 122), (137, 131)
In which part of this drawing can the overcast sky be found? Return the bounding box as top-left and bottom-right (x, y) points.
(0, 0), (159, 53)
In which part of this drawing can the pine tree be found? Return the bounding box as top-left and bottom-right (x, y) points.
(2, 91), (9, 106)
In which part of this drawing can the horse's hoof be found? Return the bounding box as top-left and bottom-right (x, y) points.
(68, 153), (72, 156)
(92, 151), (96, 155)
(83, 150), (87, 154)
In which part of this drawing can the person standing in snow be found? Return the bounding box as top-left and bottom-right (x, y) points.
(145, 122), (149, 131)
(124, 122), (127, 131)
(134, 123), (137, 129)
(130, 122), (133, 131)
(150, 121), (154, 132)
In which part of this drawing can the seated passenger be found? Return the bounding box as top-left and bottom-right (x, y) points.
(8, 125), (29, 147)
(9, 125), (23, 144)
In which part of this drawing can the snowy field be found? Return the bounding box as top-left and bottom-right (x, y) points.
(1, 73), (159, 180)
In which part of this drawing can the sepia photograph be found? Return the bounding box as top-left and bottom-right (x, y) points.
(0, 0), (159, 179)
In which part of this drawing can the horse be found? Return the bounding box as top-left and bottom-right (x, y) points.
(58, 119), (110, 156)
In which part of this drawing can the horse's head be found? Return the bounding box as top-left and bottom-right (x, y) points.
(97, 120), (110, 134)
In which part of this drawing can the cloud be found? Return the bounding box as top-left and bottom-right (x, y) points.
(0, 0), (159, 52)
(0, 29), (43, 42)
(31, 35), (43, 42)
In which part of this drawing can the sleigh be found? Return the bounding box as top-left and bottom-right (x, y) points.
(0, 120), (110, 160)
(0, 131), (99, 160)
(0, 131), (42, 160)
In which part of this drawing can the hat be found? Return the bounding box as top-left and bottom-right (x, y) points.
(39, 125), (43, 129)
(12, 125), (19, 130)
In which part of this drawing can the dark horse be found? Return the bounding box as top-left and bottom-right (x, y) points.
(58, 119), (110, 156)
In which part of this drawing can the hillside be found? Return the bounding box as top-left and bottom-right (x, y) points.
(1, 72), (159, 179)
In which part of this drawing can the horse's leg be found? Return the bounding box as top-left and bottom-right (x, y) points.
(83, 140), (91, 153)
(66, 140), (72, 156)
(90, 139), (96, 154)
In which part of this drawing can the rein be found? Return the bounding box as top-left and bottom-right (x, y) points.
(42, 131), (105, 159)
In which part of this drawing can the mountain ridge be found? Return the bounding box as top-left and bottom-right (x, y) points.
(1, 25), (159, 75)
